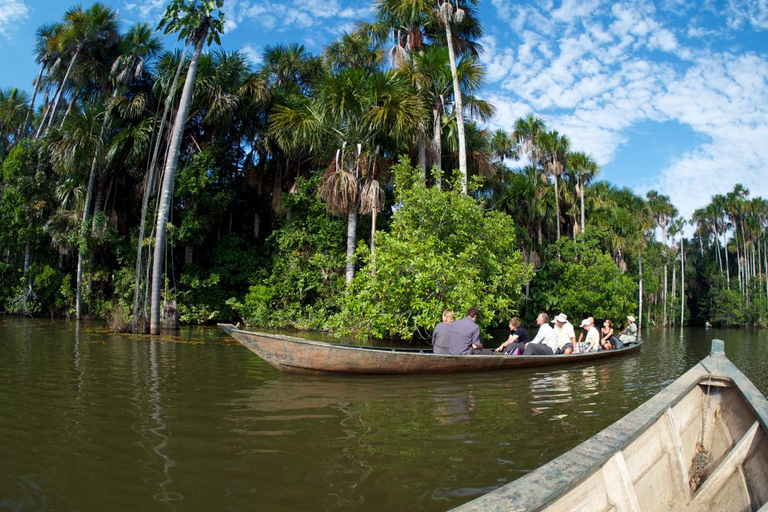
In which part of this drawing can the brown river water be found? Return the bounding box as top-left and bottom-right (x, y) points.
(1, 316), (767, 511)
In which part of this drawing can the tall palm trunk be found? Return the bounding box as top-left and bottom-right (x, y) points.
(441, 5), (467, 194)
(638, 253), (643, 330)
(150, 30), (208, 335)
(713, 221), (723, 275)
(75, 110), (111, 320)
(680, 237), (685, 327)
(21, 65), (46, 138)
(723, 230), (731, 287)
(671, 255), (677, 326)
(579, 175), (586, 234)
(345, 206), (358, 284)
(417, 137), (426, 179)
(662, 262), (669, 327)
(47, 47), (82, 131)
(431, 107), (442, 188)
(131, 97), (174, 332)
(553, 170), (560, 241)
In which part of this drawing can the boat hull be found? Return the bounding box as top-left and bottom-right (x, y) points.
(453, 339), (768, 511)
(218, 324), (642, 375)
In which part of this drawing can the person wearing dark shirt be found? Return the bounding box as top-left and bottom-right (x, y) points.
(432, 309), (455, 354)
(494, 317), (530, 354)
(448, 307), (482, 354)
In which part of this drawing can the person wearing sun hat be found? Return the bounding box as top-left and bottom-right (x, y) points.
(618, 315), (638, 344)
(552, 313), (576, 355)
(576, 317), (600, 353)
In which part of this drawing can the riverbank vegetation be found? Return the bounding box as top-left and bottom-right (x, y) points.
(1, 0), (767, 338)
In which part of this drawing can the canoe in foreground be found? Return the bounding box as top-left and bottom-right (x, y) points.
(453, 339), (768, 512)
(217, 323), (641, 375)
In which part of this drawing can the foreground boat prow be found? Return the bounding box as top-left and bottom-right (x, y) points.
(217, 324), (642, 375)
(453, 339), (768, 511)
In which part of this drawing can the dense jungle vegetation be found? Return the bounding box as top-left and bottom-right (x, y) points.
(1, 0), (767, 339)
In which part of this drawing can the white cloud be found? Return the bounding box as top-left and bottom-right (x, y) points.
(241, 44), (262, 67)
(725, 0), (768, 30)
(123, 0), (166, 22)
(224, 0), (371, 36)
(485, 0), (768, 218)
(0, 0), (28, 38)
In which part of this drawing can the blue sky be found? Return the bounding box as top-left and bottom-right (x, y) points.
(2, 0), (768, 220)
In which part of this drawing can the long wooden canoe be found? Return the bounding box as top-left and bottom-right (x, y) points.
(453, 339), (768, 512)
(217, 323), (642, 375)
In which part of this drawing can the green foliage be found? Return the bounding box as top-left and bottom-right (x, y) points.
(335, 159), (532, 340)
(177, 234), (260, 324)
(228, 177), (347, 329)
(703, 277), (767, 327)
(6, 264), (72, 317)
(174, 150), (233, 248)
(530, 235), (637, 324)
(158, 0), (225, 46)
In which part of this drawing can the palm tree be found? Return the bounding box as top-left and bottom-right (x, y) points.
(150, 0), (225, 335)
(489, 129), (516, 165)
(0, 88), (31, 157)
(23, 22), (63, 138)
(646, 190), (677, 325)
(270, 67), (426, 283)
(567, 151), (600, 235)
(538, 130), (570, 241)
(43, 3), (119, 134)
(438, 1), (468, 193)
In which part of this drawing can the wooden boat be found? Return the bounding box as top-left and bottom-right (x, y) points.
(217, 323), (642, 375)
(453, 339), (768, 512)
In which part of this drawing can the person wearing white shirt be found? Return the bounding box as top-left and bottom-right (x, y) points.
(523, 313), (558, 355)
(577, 317), (600, 353)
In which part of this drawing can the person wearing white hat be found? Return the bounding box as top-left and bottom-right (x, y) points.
(552, 313), (576, 355)
(618, 315), (638, 344)
(576, 317), (600, 353)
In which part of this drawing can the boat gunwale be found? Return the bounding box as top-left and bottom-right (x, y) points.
(452, 340), (768, 511)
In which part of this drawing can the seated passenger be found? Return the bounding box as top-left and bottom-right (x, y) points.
(577, 317), (600, 353)
(552, 313), (576, 354)
(495, 317), (530, 354)
(600, 319), (617, 350)
(522, 313), (558, 355)
(618, 315), (638, 344)
(432, 309), (455, 354)
(448, 307), (482, 355)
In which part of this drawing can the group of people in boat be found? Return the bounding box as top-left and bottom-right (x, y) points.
(432, 308), (638, 356)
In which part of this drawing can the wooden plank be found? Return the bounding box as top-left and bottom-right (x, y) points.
(693, 421), (761, 505)
(601, 452), (641, 512)
(661, 408), (692, 501)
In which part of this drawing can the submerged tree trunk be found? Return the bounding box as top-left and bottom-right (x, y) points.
(150, 30), (208, 335)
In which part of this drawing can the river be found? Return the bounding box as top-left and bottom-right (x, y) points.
(1, 317), (766, 511)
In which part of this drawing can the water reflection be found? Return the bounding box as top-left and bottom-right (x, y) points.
(0, 319), (767, 512)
